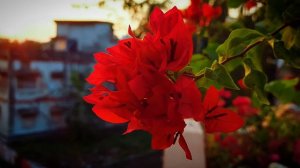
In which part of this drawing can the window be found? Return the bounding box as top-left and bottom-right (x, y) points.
(51, 72), (65, 80)
(54, 39), (67, 52)
(18, 108), (39, 128)
(18, 108), (38, 119)
(0, 71), (8, 91)
(16, 72), (40, 89)
(50, 106), (67, 123)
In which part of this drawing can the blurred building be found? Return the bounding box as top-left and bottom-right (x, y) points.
(0, 20), (116, 140)
(54, 20), (116, 53)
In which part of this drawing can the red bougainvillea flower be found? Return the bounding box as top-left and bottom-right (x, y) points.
(294, 139), (300, 165)
(84, 7), (196, 160)
(146, 7), (193, 72)
(85, 6), (242, 160)
(219, 88), (232, 99)
(269, 153), (280, 162)
(238, 79), (247, 90)
(182, 0), (202, 25)
(245, 0), (257, 10)
(214, 134), (245, 157)
(233, 96), (258, 117)
(182, 0), (222, 28)
(124, 76), (203, 160)
(200, 3), (222, 26)
(201, 86), (244, 133)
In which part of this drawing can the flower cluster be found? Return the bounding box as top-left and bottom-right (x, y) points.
(233, 96), (258, 117)
(244, 0), (257, 10)
(182, 0), (222, 28)
(84, 7), (243, 160)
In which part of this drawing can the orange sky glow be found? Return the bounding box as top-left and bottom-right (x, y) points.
(0, 0), (190, 42)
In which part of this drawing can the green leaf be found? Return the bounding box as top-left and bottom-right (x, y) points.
(178, 66), (193, 74)
(189, 54), (212, 74)
(222, 57), (243, 73)
(273, 41), (300, 69)
(216, 28), (264, 63)
(204, 63), (239, 90)
(281, 26), (297, 49)
(227, 0), (246, 8)
(294, 28), (300, 48)
(243, 59), (269, 105)
(196, 77), (222, 89)
(265, 78), (299, 103)
(228, 21), (245, 30)
(245, 44), (263, 71)
(203, 42), (219, 61)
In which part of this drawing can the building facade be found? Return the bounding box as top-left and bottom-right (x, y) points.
(0, 54), (93, 138)
(0, 20), (116, 139)
(55, 20), (116, 53)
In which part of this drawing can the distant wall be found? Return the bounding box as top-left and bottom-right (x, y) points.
(57, 23), (115, 52)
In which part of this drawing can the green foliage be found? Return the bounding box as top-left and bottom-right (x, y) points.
(272, 40), (300, 69)
(227, 0), (245, 8)
(191, 0), (300, 167)
(281, 27), (297, 49)
(196, 77), (222, 89)
(204, 63), (239, 90)
(245, 45), (263, 71)
(243, 59), (269, 105)
(71, 71), (85, 91)
(265, 78), (300, 104)
(216, 28), (264, 63)
(203, 42), (219, 61)
(189, 54), (212, 74)
(294, 29), (300, 48)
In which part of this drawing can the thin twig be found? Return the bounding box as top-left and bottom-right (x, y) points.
(269, 23), (289, 36)
(220, 38), (265, 65)
(189, 23), (290, 81)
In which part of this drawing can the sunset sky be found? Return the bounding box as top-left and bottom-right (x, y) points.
(0, 0), (189, 42)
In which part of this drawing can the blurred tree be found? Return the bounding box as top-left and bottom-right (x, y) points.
(99, 0), (171, 37)
(73, 0), (171, 37)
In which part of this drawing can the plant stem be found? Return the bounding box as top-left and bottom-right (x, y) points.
(270, 22), (289, 36)
(220, 38), (265, 65)
(188, 23), (290, 81)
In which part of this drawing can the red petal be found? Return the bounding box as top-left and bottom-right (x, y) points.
(147, 6), (193, 72)
(202, 3), (214, 18)
(245, 0), (257, 10)
(128, 75), (151, 100)
(92, 105), (129, 124)
(203, 86), (220, 112)
(179, 133), (192, 160)
(86, 63), (115, 85)
(83, 85), (110, 104)
(238, 79), (247, 90)
(149, 7), (164, 34)
(204, 108), (244, 133)
(213, 6), (222, 18)
(124, 115), (143, 134)
(128, 25), (136, 38)
(83, 94), (100, 104)
(232, 96), (251, 106)
(151, 133), (173, 150)
(143, 87), (169, 118)
(175, 76), (204, 121)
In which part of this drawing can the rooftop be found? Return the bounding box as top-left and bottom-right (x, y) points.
(54, 20), (113, 25)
